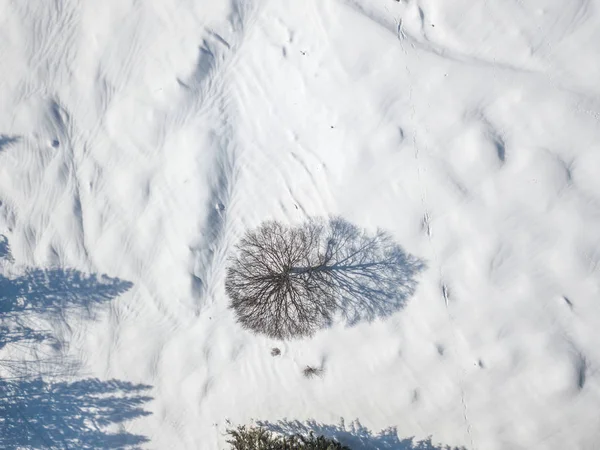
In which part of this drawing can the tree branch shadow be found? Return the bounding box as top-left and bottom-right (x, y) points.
(0, 323), (51, 352)
(0, 319), (73, 380)
(257, 419), (467, 450)
(323, 218), (427, 327)
(0, 267), (132, 380)
(226, 217), (427, 339)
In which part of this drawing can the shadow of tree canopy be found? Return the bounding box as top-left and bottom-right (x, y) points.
(226, 217), (426, 339)
(0, 268), (133, 318)
(257, 419), (467, 450)
(0, 377), (153, 449)
(324, 218), (426, 326)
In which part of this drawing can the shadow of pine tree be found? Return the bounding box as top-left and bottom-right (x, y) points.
(0, 238), (152, 448)
(257, 419), (467, 450)
(0, 268), (133, 318)
(0, 377), (153, 449)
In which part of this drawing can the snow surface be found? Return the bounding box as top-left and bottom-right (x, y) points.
(1, 0), (600, 448)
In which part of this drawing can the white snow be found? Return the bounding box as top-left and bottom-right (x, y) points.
(1, 0), (600, 448)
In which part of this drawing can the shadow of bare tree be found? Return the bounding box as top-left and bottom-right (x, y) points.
(0, 377), (153, 449)
(324, 218), (426, 326)
(227, 217), (426, 339)
(257, 419), (467, 450)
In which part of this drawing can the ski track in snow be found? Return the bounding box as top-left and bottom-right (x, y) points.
(1, 0), (600, 448)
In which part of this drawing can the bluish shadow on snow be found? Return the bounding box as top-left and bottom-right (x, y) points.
(0, 235), (11, 260)
(0, 135), (20, 153)
(257, 419), (467, 450)
(0, 322), (51, 351)
(322, 217), (427, 328)
(0, 235), (152, 448)
(0, 258), (134, 377)
(0, 268), (133, 318)
(0, 266), (133, 378)
(0, 377), (153, 449)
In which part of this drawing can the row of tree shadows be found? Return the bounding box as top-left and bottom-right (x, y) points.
(0, 236), (153, 449)
(0, 223), (464, 449)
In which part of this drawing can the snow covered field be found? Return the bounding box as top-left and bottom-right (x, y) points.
(1, 0), (600, 448)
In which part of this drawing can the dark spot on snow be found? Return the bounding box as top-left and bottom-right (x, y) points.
(50, 100), (69, 127)
(441, 283), (450, 304)
(411, 389), (420, 403)
(565, 166), (573, 183)
(493, 136), (505, 163)
(191, 274), (203, 297)
(51, 139), (60, 148)
(303, 365), (323, 378)
(436, 344), (445, 356)
(177, 78), (191, 89)
(271, 347), (281, 356)
(398, 127), (405, 142)
(562, 296), (574, 310)
(208, 30), (231, 50)
(576, 354), (587, 389)
(478, 359), (485, 368)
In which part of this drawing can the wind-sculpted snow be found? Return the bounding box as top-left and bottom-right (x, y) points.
(1, 0), (600, 448)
